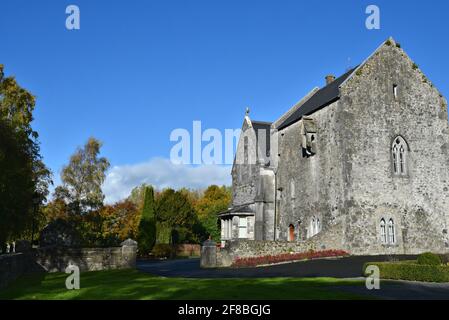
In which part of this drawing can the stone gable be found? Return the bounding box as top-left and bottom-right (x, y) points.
(221, 38), (449, 256)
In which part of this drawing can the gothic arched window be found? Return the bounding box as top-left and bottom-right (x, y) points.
(380, 219), (387, 244)
(388, 219), (395, 244)
(309, 218), (316, 237)
(392, 136), (407, 176)
(309, 217), (320, 237)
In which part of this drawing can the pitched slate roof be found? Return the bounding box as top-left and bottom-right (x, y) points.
(277, 66), (358, 130)
(218, 203), (254, 216)
(272, 87), (320, 128)
(252, 120), (272, 157)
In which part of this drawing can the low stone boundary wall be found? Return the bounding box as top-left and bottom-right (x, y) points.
(36, 246), (136, 273)
(0, 239), (137, 290)
(176, 244), (200, 257)
(202, 223), (345, 268)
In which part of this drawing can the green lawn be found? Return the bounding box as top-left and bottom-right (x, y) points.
(0, 269), (370, 300)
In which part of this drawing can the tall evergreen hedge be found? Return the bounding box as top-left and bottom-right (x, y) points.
(156, 222), (172, 245)
(137, 186), (156, 255)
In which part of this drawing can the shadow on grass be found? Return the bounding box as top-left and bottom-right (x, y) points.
(0, 269), (369, 300)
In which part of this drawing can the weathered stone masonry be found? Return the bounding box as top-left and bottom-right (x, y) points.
(216, 38), (449, 265)
(0, 239), (137, 289)
(339, 40), (449, 255)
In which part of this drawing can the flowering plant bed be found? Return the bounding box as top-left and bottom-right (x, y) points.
(232, 249), (349, 267)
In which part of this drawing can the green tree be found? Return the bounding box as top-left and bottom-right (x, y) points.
(127, 183), (152, 210)
(138, 186), (157, 254)
(155, 222), (172, 244)
(156, 188), (199, 244)
(194, 185), (231, 241)
(99, 200), (140, 242)
(0, 64), (51, 248)
(54, 137), (110, 215)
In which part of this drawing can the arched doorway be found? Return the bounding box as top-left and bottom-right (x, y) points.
(288, 224), (295, 242)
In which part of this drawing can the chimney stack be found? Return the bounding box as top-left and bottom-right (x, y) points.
(325, 75), (335, 85)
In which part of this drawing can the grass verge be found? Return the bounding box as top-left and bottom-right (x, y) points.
(0, 269), (368, 300)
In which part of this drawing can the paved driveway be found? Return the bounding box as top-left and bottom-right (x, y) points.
(137, 255), (449, 299)
(137, 255), (415, 278)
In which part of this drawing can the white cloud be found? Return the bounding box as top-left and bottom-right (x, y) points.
(102, 157), (232, 204)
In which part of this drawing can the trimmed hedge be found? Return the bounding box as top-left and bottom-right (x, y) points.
(417, 252), (442, 266)
(363, 262), (449, 283)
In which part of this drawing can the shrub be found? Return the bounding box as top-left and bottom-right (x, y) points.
(439, 254), (449, 265)
(412, 63), (419, 70)
(417, 252), (442, 266)
(152, 244), (175, 258)
(363, 261), (449, 282)
(137, 186), (156, 255)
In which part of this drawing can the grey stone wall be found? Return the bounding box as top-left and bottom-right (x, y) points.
(0, 240), (137, 289)
(339, 40), (449, 255)
(226, 38), (449, 259)
(276, 100), (346, 242)
(215, 223), (344, 267)
(255, 167), (276, 240)
(232, 118), (259, 206)
(36, 243), (137, 272)
(273, 39), (449, 256)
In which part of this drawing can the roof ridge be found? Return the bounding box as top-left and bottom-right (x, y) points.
(251, 120), (272, 125)
(273, 87), (320, 129)
(277, 66), (358, 130)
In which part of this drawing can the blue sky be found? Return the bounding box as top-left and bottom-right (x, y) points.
(1, 0), (449, 202)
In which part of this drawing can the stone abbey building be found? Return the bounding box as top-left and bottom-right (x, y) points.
(219, 38), (449, 255)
